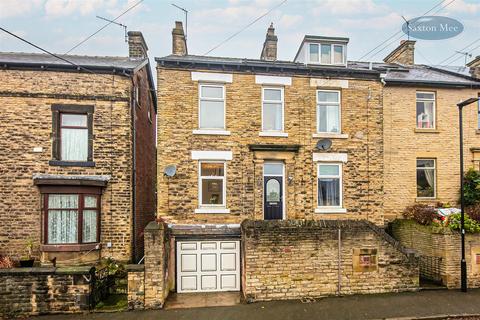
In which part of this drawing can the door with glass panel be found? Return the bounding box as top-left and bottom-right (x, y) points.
(263, 162), (284, 220)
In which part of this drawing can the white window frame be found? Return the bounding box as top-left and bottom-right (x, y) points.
(308, 43), (346, 66)
(416, 91), (436, 130)
(198, 83), (226, 130)
(198, 160), (227, 209)
(316, 89), (341, 134)
(317, 163), (343, 210)
(416, 158), (436, 199)
(261, 86), (284, 133)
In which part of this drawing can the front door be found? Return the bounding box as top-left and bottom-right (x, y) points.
(263, 162), (284, 220)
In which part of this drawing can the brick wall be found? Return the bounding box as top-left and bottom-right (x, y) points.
(391, 219), (480, 288)
(0, 266), (93, 318)
(241, 220), (418, 301)
(157, 68), (385, 225)
(383, 86), (480, 221)
(0, 69), (133, 262)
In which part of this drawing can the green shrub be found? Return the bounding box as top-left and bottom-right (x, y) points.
(466, 203), (480, 223)
(403, 204), (437, 225)
(448, 213), (480, 233)
(463, 169), (480, 206)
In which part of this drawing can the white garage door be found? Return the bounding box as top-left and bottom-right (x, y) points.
(176, 240), (240, 293)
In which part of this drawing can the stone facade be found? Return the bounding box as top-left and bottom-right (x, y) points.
(0, 51), (156, 264)
(126, 264), (145, 310)
(391, 219), (480, 288)
(241, 220), (419, 301)
(0, 266), (93, 318)
(383, 40), (416, 65)
(383, 86), (480, 221)
(157, 67), (385, 225)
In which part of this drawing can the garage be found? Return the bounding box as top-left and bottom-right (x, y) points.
(176, 240), (240, 293)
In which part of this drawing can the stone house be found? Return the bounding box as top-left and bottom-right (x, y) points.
(0, 31), (156, 265)
(155, 22), (418, 297)
(380, 41), (480, 221)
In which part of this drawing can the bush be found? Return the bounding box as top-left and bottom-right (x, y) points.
(463, 168), (480, 206)
(466, 203), (480, 223)
(403, 204), (437, 225)
(447, 213), (480, 233)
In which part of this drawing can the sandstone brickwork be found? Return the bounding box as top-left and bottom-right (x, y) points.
(241, 220), (418, 301)
(157, 67), (385, 225)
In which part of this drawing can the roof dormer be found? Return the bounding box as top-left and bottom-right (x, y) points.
(294, 35), (349, 67)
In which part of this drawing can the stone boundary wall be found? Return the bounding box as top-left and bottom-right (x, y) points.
(391, 219), (480, 288)
(0, 266), (94, 319)
(242, 220), (419, 302)
(126, 220), (172, 310)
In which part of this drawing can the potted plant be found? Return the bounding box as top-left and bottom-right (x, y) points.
(19, 239), (35, 268)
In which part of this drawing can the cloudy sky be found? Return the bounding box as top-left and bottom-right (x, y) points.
(0, 0), (479, 66)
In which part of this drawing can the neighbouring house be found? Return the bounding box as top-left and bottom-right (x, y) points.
(152, 22), (418, 301)
(380, 40), (480, 221)
(0, 31), (157, 265)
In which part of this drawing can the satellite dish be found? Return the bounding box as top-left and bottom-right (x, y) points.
(164, 164), (177, 177)
(316, 139), (332, 151)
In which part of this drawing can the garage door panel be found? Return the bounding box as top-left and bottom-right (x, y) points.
(180, 254), (197, 272)
(180, 276), (197, 291)
(201, 275), (217, 290)
(201, 253), (217, 271)
(177, 240), (239, 293)
(220, 253), (236, 271)
(220, 274), (236, 289)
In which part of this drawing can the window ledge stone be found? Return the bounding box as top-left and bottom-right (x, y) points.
(49, 160), (95, 167)
(415, 129), (440, 133)
(193, 129), (231, 136)
(313, 133), (349, 139)
(415, 197), (437, 202)
(259, 132), (289, 137)
(195, 208), (231, 214)
(40, 243), (101, 252)
(315, 208), (347, 214)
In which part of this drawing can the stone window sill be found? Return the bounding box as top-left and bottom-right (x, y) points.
(49, 160), (95, 167)
(415, 197), (437, 202)
(415, 129), (440, 134)
(315, 207), (347, 214)
(193, 129), (231, 136)
(195, 208), (231, 214)
(313, 133), (349, 139)
(259, 132), (288, 137)
(40, 243), (101, 252)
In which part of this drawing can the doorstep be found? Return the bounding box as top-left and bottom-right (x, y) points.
(164, 292), (241, 310)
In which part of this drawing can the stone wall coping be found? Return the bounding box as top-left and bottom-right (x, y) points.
(0, 266), (94, 276)
(392, 219), (461, 235)
(144, 221), (165, 232)
(126, 264), (145, 272)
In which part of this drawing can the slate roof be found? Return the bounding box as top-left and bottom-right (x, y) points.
(0, 52), (147, 73)
(157, 54), (480, 88)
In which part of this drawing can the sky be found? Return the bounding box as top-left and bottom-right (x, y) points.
(0, 0), (479, 67)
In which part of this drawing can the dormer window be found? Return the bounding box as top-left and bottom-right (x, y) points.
(309, 43), (345, 65)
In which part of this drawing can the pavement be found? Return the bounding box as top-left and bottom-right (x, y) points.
(29, 289), (480, 320)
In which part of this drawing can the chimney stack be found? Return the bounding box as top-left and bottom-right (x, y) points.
(383, 40), (416, 65)
(172, 21), (187, 56)
(127, 31), (148, 59)
(260, 23), (277, 61)
(467, 56), (480, 79)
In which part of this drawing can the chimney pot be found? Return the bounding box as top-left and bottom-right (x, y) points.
(383, 40), (416, 65)
(467, 55), (480, 79)
(260, 23), (278, 61)
(127, 31), (148, 59)
(172, 21), (187, 56)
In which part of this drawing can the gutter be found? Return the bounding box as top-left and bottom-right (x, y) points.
(383, 78), (480, 89)
(0, 61), (135, 76)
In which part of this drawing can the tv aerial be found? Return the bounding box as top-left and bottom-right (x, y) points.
(164, 164), (177, 177)
(316, 139), (332, 151)
(96, 15), (128, 43)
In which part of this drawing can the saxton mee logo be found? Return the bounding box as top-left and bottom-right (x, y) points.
(402, 16), (464, 40)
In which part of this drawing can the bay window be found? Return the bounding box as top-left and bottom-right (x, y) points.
(262, 87), (284, 132)
(317, 163), (342, 208)
(199, 84), (225, 130)
(416, 92), (435, 129)
(417, 159), (436, 198)
(199, 162), (226, 207)
(317, 90), (341, 133)
(44, 193), (100, 244)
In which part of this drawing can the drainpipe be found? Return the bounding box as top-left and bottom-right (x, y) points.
(131, 82), (137, 263)
(337, 228), (342, 295)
